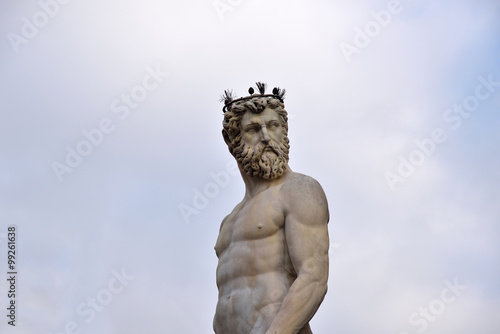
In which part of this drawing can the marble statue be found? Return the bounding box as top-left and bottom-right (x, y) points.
(213, 83), (330, 334)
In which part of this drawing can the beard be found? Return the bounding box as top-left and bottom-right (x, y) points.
(232, 136), (289, 180)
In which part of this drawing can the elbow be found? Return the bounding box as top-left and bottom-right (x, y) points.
(316, 270), (328, 297)
(319, 281), (328, 299)
(310, 275), (328, 300)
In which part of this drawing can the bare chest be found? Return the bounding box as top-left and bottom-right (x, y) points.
(214, 191), (285, 258)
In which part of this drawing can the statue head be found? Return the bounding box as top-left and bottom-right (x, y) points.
(222, 96), (290, 179)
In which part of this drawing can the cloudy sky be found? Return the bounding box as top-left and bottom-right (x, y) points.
(1, 0), (499, 333)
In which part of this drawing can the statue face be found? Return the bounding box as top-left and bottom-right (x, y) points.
(241, 107), (284, 154)
(236, 107), (288, 179)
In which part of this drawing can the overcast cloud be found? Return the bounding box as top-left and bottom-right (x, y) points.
(1, 0), (499, 333)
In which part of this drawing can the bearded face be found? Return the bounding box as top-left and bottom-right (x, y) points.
(233, 134), (289, 179)
(229, 108), (290, 179)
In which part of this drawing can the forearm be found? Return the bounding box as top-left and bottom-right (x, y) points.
(265, 275), (327, 334)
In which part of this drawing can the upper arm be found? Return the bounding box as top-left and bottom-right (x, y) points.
(283, 176), (330, 283)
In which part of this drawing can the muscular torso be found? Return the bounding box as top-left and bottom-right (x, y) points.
(214, 174), (312, 334)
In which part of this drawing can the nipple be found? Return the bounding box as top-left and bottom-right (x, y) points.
(258, 224), (263, 230)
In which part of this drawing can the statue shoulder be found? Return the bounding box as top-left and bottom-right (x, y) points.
(280, 172), (329, 220)
(282, 172), (326, 193)
(219, 201), (244, 231)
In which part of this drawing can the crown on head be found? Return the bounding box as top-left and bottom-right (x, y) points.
(220, 82), (286, 113)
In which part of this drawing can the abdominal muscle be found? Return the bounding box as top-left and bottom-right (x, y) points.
(214, 272), (289, 334)
(214, 230), (296, 334)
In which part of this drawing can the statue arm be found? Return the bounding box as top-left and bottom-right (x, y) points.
(266, 177), (330, 334)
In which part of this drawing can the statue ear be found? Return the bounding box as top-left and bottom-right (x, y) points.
(222, 129), (231, 146)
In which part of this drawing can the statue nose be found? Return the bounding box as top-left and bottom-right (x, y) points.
(261, 127), (271, 143)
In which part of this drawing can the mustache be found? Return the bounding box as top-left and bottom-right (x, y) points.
(255, 141), (282, 156)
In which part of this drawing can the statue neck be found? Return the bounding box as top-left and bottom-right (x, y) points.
(239, 164), (291, 199)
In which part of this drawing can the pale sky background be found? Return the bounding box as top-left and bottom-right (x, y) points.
(1, 0), (499, 333)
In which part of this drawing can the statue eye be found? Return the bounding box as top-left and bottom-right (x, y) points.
(268, 122), (279, 128)
(245, 126), (259, 133)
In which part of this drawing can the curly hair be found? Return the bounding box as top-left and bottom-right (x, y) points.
(222, 97), (290, 159)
